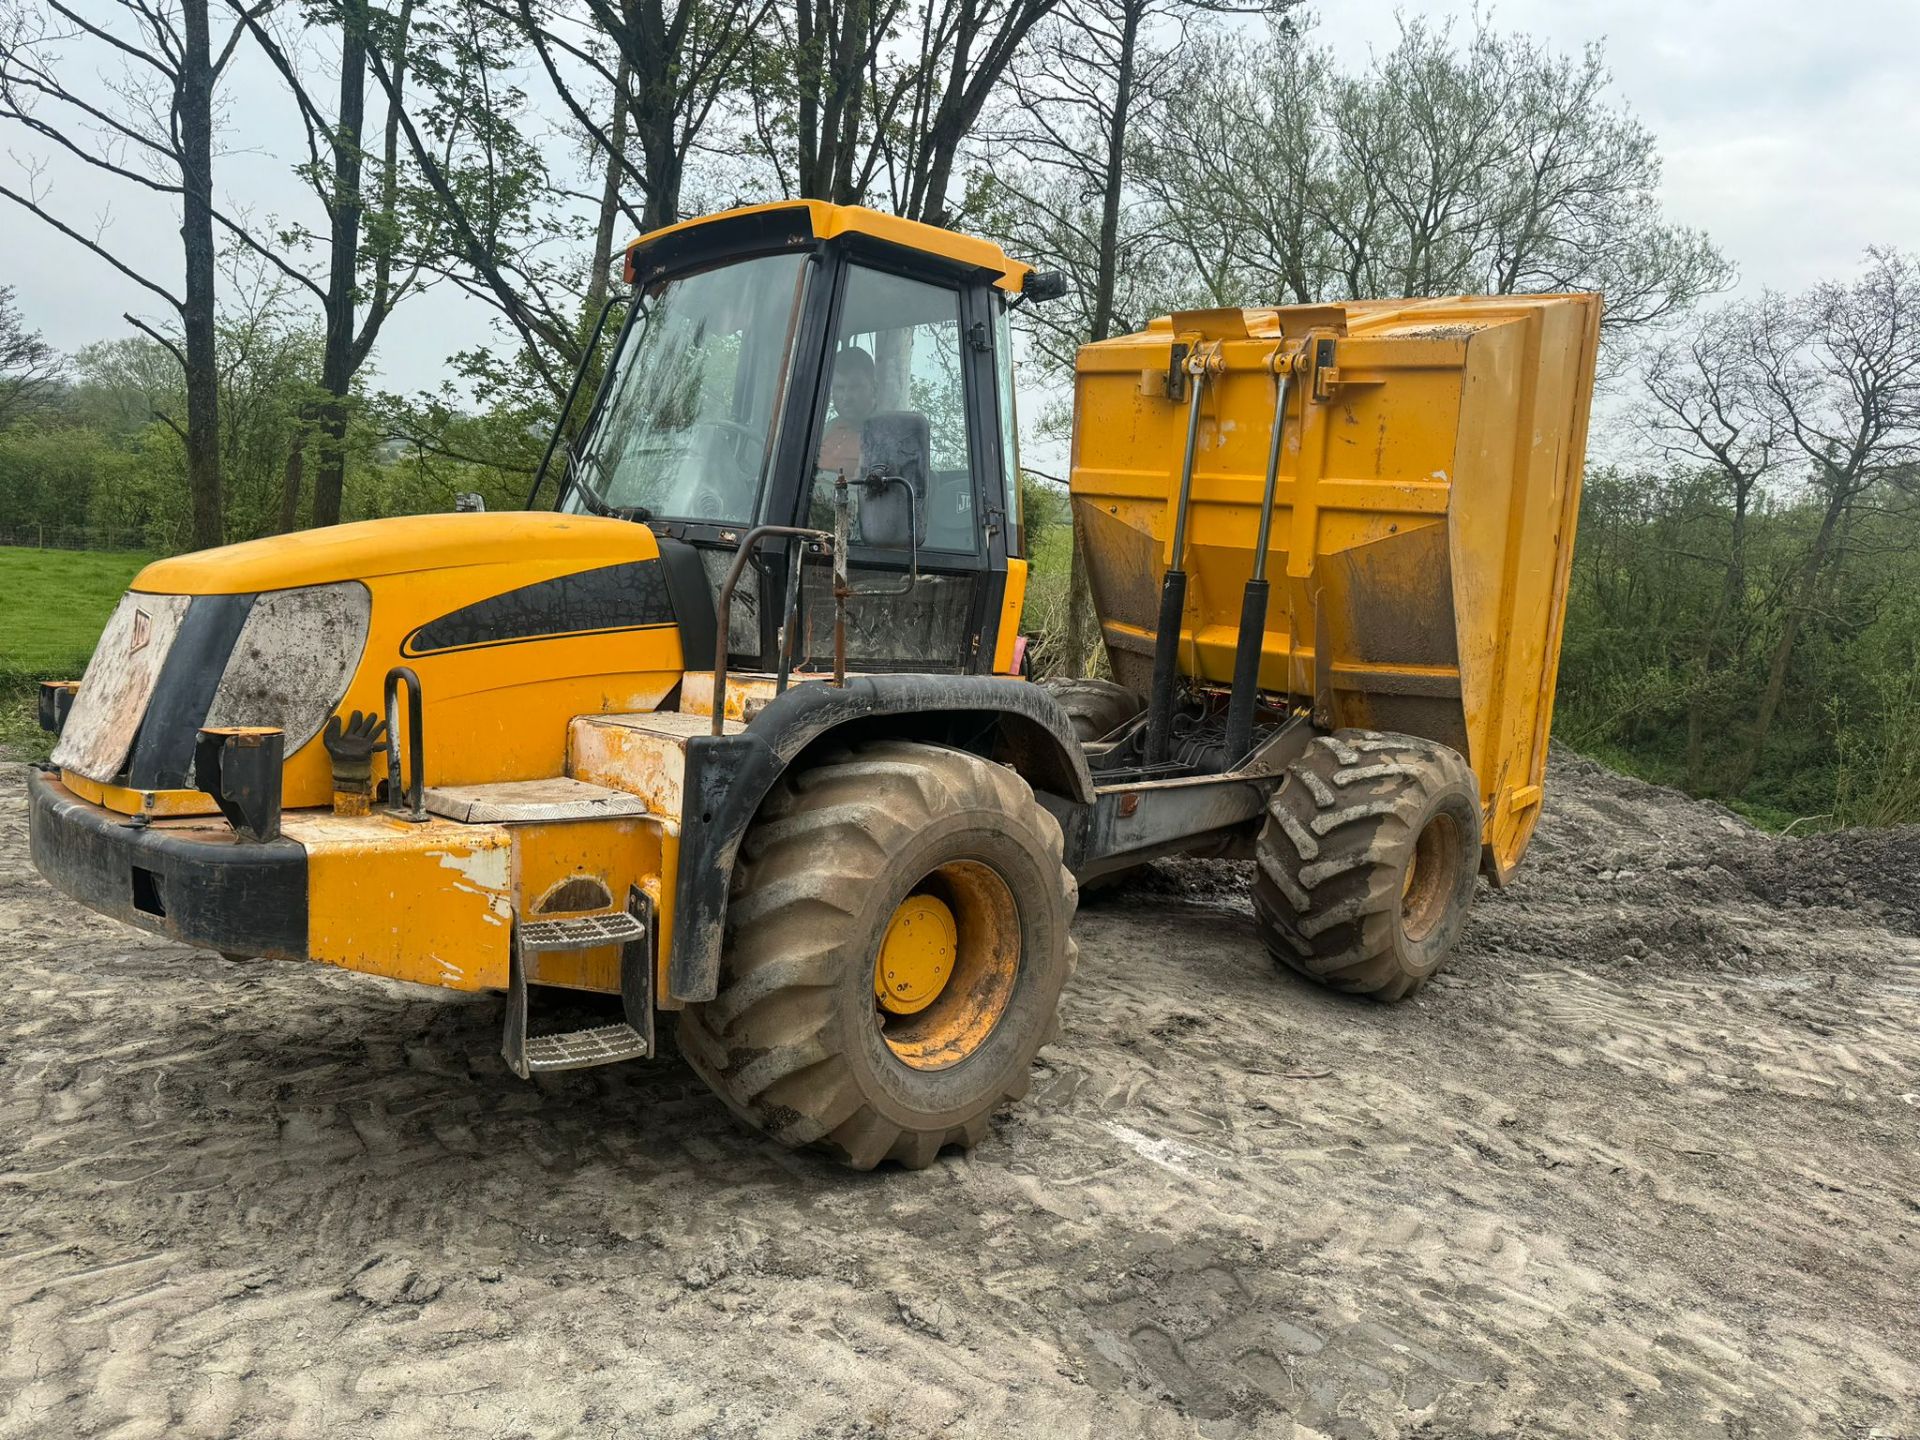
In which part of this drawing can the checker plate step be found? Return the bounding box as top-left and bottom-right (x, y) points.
(520, 912), (645, 952)
(524, 1022), (649, 1072)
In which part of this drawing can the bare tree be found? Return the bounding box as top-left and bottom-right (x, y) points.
(1728, 249), (1920, 791)
(883, 0), (1065, 224)
(980, 0), (1301, 674)
(1640, 310), (1787, 788)
(505, 0), (769, 234)
(0, 284), (61, 425)
(744, 0), (902, 204)
(740, 0), (1065, 225)
(0, 0), (268, 547)
(582, 43), (633, 316)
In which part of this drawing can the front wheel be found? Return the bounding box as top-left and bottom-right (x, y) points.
(1252, 729), (1481, 1001)
(678, 741), (1078, 1170)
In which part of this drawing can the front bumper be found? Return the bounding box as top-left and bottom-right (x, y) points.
(27, 767), (307, 959)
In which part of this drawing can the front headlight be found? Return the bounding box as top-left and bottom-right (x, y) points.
(201, 581), (372, 757)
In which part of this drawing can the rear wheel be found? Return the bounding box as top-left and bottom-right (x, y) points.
(1252, 729), (1480, 1001)
(1037, 676), (1144, 743)
(678, 741), (1078, 1170)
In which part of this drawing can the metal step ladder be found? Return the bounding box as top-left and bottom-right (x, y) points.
(502, 903), (655, 1078)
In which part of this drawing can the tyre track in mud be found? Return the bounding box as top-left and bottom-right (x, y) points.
(1, 756), (1916, 1439)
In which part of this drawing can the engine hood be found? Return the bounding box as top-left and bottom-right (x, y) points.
(133, 512), (659, 596)
(55, 509), (689, 807)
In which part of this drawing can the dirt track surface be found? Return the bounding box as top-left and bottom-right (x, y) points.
(2, 753), (1917, 1439)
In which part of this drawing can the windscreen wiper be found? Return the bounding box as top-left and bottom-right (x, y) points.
(566, 448), (651, 523)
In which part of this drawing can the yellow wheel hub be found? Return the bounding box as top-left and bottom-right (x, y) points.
(875, 893), (959, 1015)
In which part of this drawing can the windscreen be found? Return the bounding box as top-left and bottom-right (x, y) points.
(565, 251), (810, 525)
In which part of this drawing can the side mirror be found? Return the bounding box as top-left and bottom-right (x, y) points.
(858, 411), (930, 549)
(1022, 269), (1069, 303)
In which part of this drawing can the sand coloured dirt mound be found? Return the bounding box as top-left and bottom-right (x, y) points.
(1, 753), (1916, 1438)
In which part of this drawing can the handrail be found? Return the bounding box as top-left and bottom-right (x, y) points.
(831, 472), (921, 687)
(383, 666), (427, 821)
(712, 525), (830, 736)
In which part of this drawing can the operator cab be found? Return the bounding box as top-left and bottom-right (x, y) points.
(554, 201), (1044, 678)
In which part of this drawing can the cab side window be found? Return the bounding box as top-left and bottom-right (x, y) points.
(816, 265), (978, 552)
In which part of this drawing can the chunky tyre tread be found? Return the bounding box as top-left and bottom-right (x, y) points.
(1037, 676), (1145, 743)
(679, 741), (1078, 1171)
(1252, 728), (1478, 1002)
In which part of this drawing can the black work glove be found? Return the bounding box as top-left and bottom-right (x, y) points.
(323, 710), (388, 785)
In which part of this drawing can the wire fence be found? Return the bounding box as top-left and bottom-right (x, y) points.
(0, 524), (151, 553)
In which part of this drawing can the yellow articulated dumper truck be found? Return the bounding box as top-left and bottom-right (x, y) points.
(28, 201), (1600, 1169)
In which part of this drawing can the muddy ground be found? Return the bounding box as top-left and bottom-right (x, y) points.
(1, 751), (1916, 1439)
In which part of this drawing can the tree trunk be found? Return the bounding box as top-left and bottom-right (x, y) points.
(279, 425), (307, 533)
(1684, 489), (1749, 792)
(638, 129), (678, 231)
(179, 0), (222, 550)
(1062, 522), (1097, 678)
(1728, 490), (1844, 796)
(1062, 0), (1141, 678)
(1087, 0), (1138, 346)
(585, 53), (633, 317)
(795, 0), (820, 195)
(312, 0), (369, 529)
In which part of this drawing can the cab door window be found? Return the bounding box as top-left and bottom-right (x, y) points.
(814, 265), (979, 553)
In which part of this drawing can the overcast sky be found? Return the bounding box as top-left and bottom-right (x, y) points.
(5, 0), (1919, 401)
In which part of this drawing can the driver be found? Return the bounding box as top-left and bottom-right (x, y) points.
(817, 346), (877, 478)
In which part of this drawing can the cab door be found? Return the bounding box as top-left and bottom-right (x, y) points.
(779, 248), (1016, 675)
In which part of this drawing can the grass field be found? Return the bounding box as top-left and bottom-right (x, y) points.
(0, 546), (152, 759)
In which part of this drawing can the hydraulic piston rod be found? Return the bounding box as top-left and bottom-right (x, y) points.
(1144, 348), (1213, 766)
(1222, 350), (1295, 765)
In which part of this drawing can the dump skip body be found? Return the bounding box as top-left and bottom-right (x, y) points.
(1071, 294), (1602, 879)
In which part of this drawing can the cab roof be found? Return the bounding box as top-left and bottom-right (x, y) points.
(623, 201), (1030, 293)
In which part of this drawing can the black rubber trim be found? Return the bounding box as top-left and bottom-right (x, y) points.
(27, 768), (307, 960)
(127, 592), (255, 790)
(401, 559), (675, 656)
(666, 674), (1093, 1003)
(626, 207), (817, 289)
(654, 536), (717, 670)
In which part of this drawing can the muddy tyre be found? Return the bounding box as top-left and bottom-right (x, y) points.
(678, 741), (1079, 1170)
(1252, 729), (1480, 1001)
(1037, 676), (1145, 743)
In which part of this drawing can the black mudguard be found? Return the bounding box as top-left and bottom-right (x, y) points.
(667, 674), (1092, 1004)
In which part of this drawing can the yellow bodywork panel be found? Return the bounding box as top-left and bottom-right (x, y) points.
(570, 711), (728, 824)
(624, 200), (1031, 293)
(114, 512), (685, 814)
(677, 669), (829, 721)
(1071, 295), (1601, 880)
(566, 710), (737, 1006)
(993, 558), (1028, 673)
(273, 808), (670, 998)
(61, 772), (219, 819)
(513, 817), (665, 995)
(283, 812), (513, 991)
